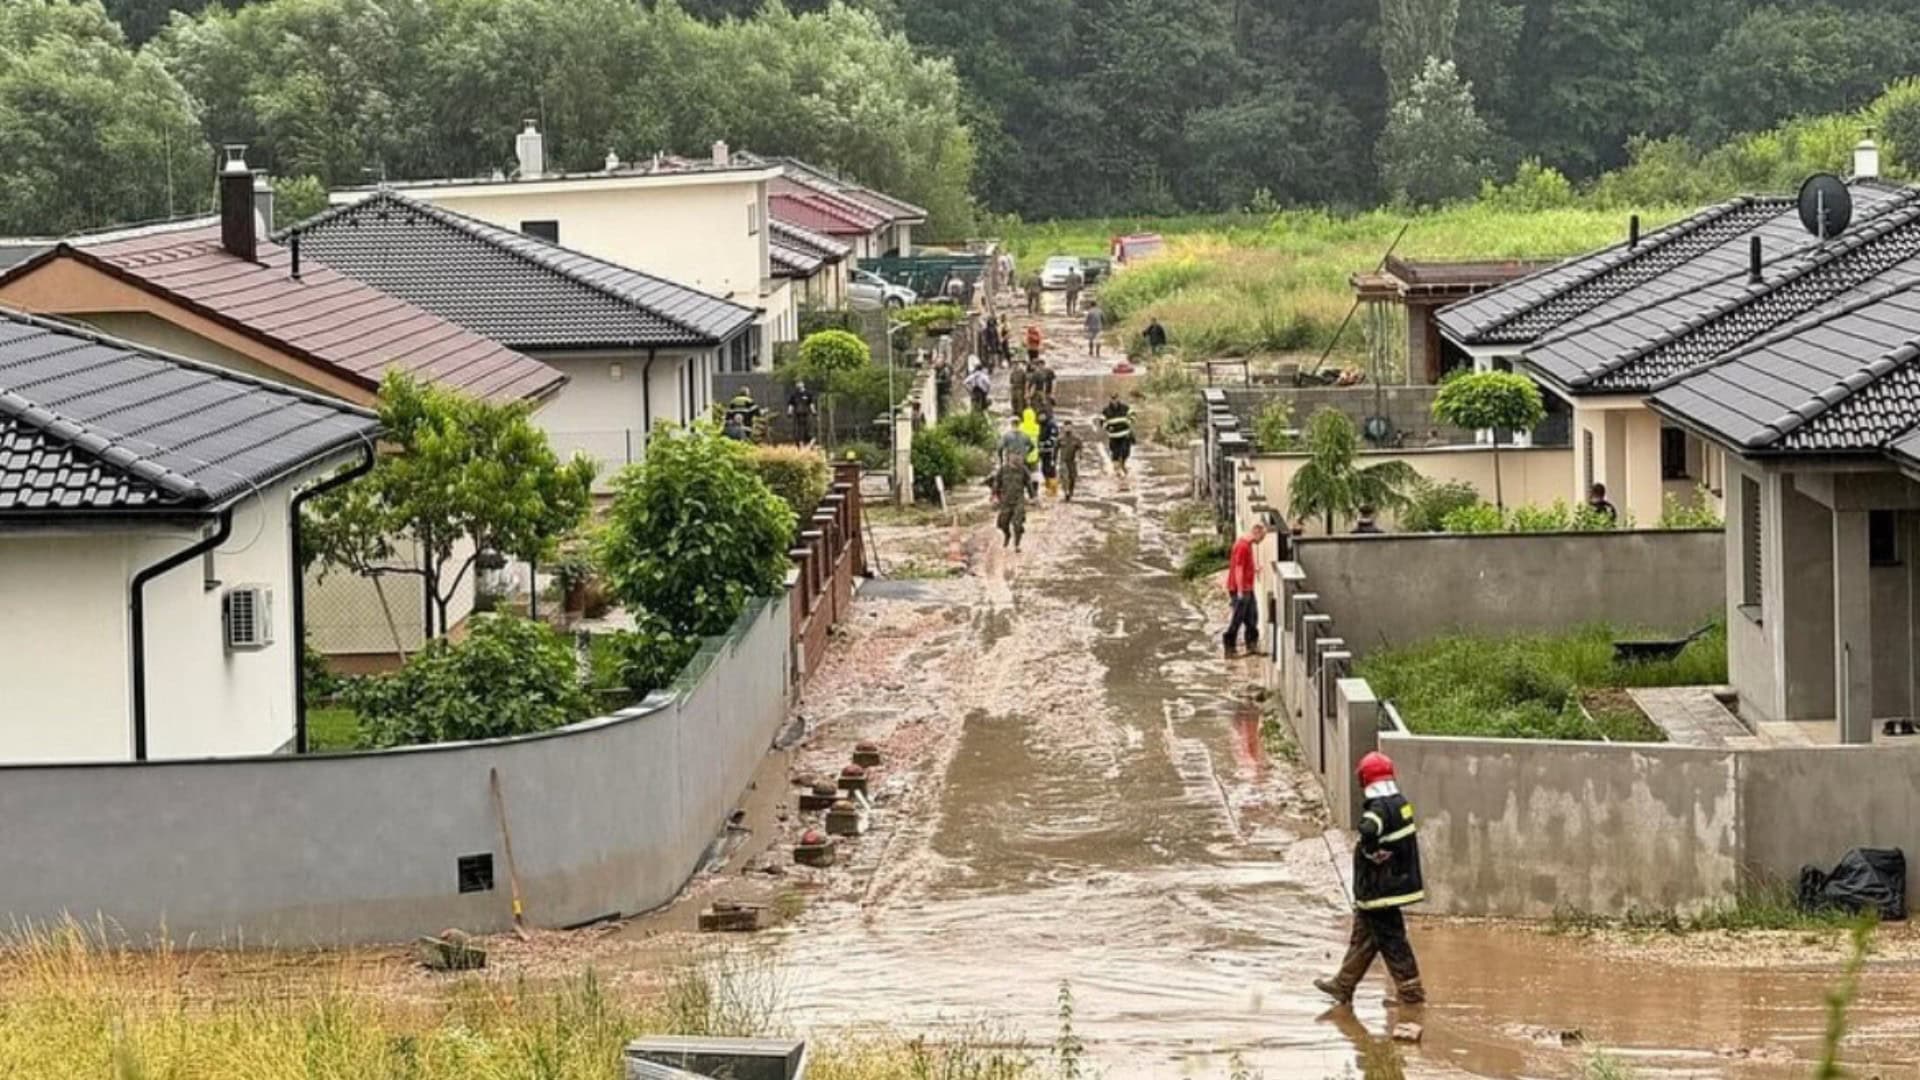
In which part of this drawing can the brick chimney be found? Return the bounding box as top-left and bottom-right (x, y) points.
(218, 144), (257, 262)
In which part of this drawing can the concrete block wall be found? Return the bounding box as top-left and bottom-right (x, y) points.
(0, 595), (793, 946)
(1219, 386), (1475, 448)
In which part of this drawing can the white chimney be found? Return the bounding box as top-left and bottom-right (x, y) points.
(712, 139), (729, 167)
(605, 149), (620, 172)
(516, 119), (545, 179)
(252, 174), (274, 235)
(1854, 130), (1881, 180)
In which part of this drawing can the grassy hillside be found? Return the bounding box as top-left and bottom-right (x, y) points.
(1003, 204), (1687, 360)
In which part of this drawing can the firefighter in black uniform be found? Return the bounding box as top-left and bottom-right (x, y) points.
(1315, 750), (1425, 1006)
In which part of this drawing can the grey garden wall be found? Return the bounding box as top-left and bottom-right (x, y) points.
(1740, 746), (1920, 887)
(1293, 530), (1725, 651)
(0, 595), (791, 946)
(1380, 731), (1743, 917)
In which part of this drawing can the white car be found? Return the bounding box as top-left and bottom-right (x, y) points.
(1039, 255), (1084, 289)
(849, 269), (918, 309)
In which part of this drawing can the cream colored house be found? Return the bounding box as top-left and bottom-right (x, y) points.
(0, 310), (379, 763)
(1652, 279), (1920, 745)
(288, 191), (757, 485)
(1438, 163), (1913, 523)
(336, 127), (791, 368)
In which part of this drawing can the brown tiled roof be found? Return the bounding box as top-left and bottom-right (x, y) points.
(8, 221), (564, 404)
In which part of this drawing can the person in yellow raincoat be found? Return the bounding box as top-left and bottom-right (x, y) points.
(1020, 407), (1042, 497)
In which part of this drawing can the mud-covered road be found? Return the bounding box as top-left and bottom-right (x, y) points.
(761, 323), (1920, 1077)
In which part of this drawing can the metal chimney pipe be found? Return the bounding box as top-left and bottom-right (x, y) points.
(1629, 214), (1641, 249)
(1749, 236), (1763, 283)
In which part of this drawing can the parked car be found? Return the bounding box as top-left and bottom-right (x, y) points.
(1039, 255), (1084, 289)
(1081, 256), (1113, 285)
(850, 269), (918, 309)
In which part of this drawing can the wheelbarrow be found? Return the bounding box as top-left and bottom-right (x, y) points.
(1612, 623), (1716, 665)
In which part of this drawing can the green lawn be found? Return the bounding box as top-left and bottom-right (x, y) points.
(1358, 623), (1727, 742)
(305, 706), (366, 752)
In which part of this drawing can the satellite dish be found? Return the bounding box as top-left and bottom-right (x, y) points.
(1798, 174), (1853, 240)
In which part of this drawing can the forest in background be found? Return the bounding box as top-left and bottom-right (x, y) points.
(10, 0), (1920, 236)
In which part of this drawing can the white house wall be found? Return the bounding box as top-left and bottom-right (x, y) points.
(535, 350), (699, 480)
(0, 477), (303, 764)
(0, 533), (138, 761)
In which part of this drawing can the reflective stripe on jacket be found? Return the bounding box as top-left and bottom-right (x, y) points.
(1353, 784), (1424, 910)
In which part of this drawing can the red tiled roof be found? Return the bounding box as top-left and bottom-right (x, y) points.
(22, 222), (564, 404)
(770, 191), (885, 236)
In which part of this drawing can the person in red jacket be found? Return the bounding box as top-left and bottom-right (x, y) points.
(1223, 522), (1266, 657)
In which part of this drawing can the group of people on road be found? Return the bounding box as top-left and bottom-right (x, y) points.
(990, 389), (1135, 551)
(722, 382), (817, 445)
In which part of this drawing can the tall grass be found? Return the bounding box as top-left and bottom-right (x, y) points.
(1358, 623), (1726, 741)
(1003, 204), (1687, 360)
(0, 922), (1061, 1080)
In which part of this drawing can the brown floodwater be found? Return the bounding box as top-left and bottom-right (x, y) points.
(769, 390), (1920, 1079)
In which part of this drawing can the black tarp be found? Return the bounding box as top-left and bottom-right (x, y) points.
(1797, 848), (1907, 920)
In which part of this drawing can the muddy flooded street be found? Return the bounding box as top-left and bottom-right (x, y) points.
(766, 369), (1920, 1079)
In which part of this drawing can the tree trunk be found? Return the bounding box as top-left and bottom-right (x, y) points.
(1491, 444), (1505, 511)
(370, 575), (409, 664)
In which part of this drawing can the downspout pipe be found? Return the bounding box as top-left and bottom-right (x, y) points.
(640, 348), (659, 457)
(129, 509), (234, 761)
(289, 443), (377, 753)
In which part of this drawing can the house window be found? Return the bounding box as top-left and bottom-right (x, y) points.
(1583, 429), (1595, 492)
(520, 220), (559, 243)
(457, 853), (494, 893)
(1741, 476), (1762, 609)
(747, 201), (760, 236)
(1871, 509), (1900, 566)
(1660, 427), (1689, 479)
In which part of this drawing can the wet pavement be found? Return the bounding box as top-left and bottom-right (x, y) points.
(765, 362), (1920, 1079)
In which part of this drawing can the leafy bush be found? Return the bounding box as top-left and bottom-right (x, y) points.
(937, 409), (996, 450)
(1359, 624), (1727, 742)
(955, 444), (993, 480)
(910, 427), (967, 501)
(895, 302), (964, 336)
(837, 440), (889, 471)
(1507, 501), (1574, 532)
(347, 615), (593, 747)
(1399, 477), (1480, 532)
(1141, 357), (1201, 397)
(600, 424), (795, 639)
(1179, 538), (1230, 581)
(1478, 158), (1577, 212)
(1289, 409), (1418, 530)
(302, 644), (341, 705)
(601, 614), (701, 700)
(798, 306), (859, 339)
(1440, 503), (1505, 533)
(1660, 488), (1724, 529)
(1251, 399), (1298, 452)
(749, 444), (831, 519)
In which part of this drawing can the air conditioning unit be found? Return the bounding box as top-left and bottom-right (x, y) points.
(223, 585), (273, 651)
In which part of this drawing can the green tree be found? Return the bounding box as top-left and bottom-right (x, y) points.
(1431, 370), (1545, 509)
(796, 328), (871, 375)
(1286, 409), (1418, 533)
(599, 422), (794, 640)
(303, 371), (597, 638)
(1697, 6), (1920, 144)
(0, 1), (208, 234)
(269, 174), (329, 226)
(346, 613), (592, 747)
(1375, 57), (1492, 206)
(1380, 0), (1459, 101)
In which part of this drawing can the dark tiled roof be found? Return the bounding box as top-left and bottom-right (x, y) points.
(0, 310), (377, 515)
(1651, 281), (1920, 454)
(3, 220), (564, 404)
(770, 217), (849, 261)
(286, 192), (755, 350)
(1529, 194), (1920, 394)
(1438, 199), (1767, 345)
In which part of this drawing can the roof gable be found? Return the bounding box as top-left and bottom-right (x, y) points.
(1, 220), (564, 404)
(285, 193), (755, 350)
(0, 310), (378, 516)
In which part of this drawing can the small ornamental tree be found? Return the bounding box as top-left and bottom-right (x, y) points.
(796, 328), (871, 377)
(599, 424), (795, 694)
(1287, 409), (1418, 532)
(1432, 370), (1547, 509)
(303, 372), (596, 649)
